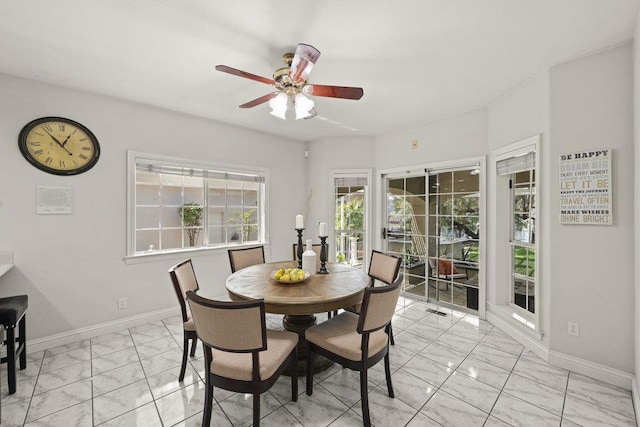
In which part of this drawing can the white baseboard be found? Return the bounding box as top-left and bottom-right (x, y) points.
(632, 376), (640, 419)
(548, 349), (633, 390)
(28, 306), (180, 353)
(487, 306), (632, 390)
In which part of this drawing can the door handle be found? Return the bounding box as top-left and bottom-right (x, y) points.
(382, 227), (387, 239)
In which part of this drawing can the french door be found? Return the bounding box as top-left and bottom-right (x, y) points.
(383, 165), (481, 311)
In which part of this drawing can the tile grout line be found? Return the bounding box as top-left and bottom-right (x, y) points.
(19, 349), (45, 426)
(480, 344), (524, 427)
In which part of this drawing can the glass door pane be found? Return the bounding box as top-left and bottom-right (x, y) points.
(385, 175), (428, 296)
(428, 168), (480, 311)
(384, 166), (481, 311)
(335, 182), (366, 268)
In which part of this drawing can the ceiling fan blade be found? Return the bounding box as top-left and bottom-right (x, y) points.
(289, 44), (321, 84)
(215, 65), (275, 85)
(303, 84), (364, 100)
(239, 92), (279, 108)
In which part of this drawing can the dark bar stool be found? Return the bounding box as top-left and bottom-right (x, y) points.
(0, 295), (28, 394)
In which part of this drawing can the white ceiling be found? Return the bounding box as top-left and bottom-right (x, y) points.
(1, 1), (638, 142)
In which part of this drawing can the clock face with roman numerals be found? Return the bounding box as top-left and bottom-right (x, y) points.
(18, 117), (100, 175)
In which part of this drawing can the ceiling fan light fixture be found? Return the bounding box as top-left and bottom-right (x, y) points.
(216, 43), (363, 120)
(294, 93), (315, 120)
(269, 92), (288, 120)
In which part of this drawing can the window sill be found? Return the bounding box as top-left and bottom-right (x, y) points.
(486, 302), (543, 341)
(123, 243), (269, 265)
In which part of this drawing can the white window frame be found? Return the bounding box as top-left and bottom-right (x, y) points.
(330, 169), (372, 270)
(493, 135), (540, 334)
(125, 151), (269, 263)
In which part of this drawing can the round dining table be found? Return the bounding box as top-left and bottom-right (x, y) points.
(225, 261), (370, 374)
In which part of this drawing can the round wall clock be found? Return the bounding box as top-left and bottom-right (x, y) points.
(18, 117), (100, 176)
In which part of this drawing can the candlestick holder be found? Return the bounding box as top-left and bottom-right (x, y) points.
(295, 228), (304, 269)
(318, 236), (329, 274)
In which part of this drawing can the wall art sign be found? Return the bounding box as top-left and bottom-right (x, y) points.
(559, 149), (611, 225)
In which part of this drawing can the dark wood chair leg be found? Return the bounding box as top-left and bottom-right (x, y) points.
(389, 324), (395, 346)
(6, 326), (16, 395)
(360, 367), (371, 427)
(179, 335), (188, 382)
(253, 393), (260, 426)
(202, 378), (213, 427)
(384, 353), (394, 398)
(189, 337), (197, 357)
(291, 349), (298, 401)
(305, 344), (314, 396)
(18, 316), (26, 369)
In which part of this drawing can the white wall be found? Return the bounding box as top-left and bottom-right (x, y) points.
(486, 70), (551, 346)
(374, 110), (488, 171)
(305, 136), (375, 254)
(0, 73), (306, 340)
(368, 44), (635, 378)
(548, 45), (634, 372)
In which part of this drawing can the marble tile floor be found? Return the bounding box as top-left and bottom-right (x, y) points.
(1, 296), (636, 426)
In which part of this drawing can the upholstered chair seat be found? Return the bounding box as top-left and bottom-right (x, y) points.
(305, 311), (387, 361)
(210, 330), (298, 381)
(183, 317), (196, 332)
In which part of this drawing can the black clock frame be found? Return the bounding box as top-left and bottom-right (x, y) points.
(18, 116), (101, 176)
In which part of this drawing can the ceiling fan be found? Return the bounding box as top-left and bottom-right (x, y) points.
(215, 43), (364, 120)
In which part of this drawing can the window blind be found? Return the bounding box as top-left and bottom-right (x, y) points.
(334, 176), (368, 186)
(136, 162), (265, 183)
(496, 152), (535, 176)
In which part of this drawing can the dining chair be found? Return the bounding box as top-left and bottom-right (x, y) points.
(228, 246), (265, 273)
(186, 291), (298, 427)
(305, 276), (402, 427)
(347, 250), (401, 343)
(168, 259), (199, 382)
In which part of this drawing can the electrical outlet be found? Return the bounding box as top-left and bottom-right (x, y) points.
(118, 297), (127, 310)
(411, 140), (418, 149)
(568, 321), (579, 337)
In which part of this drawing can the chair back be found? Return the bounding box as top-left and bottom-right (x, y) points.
(228, 246), (265, 273)
(186, 291), (267, 353)
(169, 259), (200, 321)
(357, 276), (402, 334)
(368, 250), (402, 285)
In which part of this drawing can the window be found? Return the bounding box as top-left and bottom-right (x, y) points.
(127, 152), (266, 257)
(497, 145), (537, 318)
(511, 168), (535, 313)
(333, 172), (369, 269)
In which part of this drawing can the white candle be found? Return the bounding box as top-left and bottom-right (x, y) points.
(295, 215), (304, 229)
(319, 222), (328, 236)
